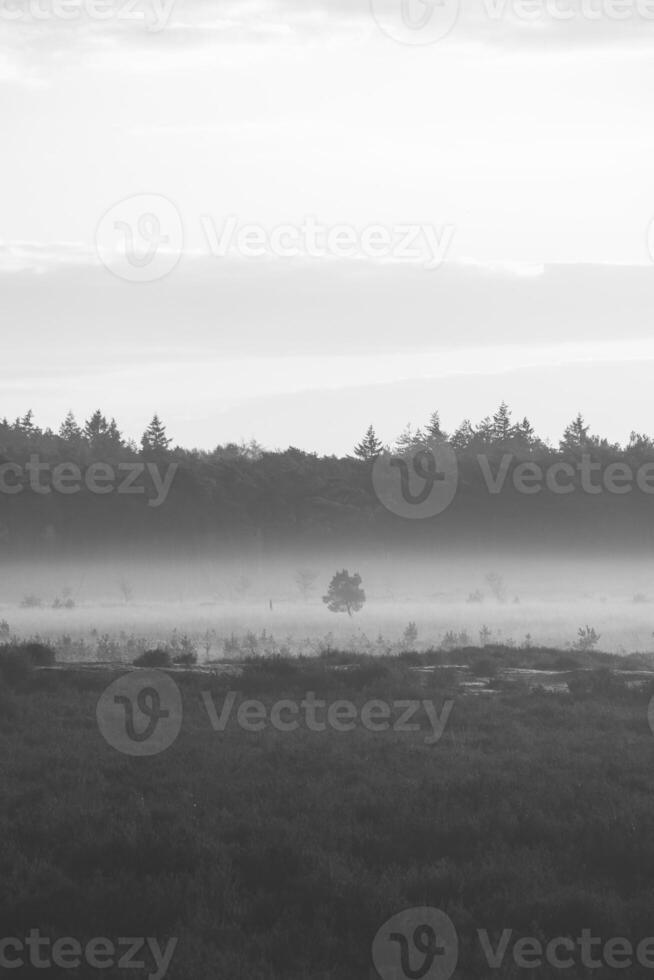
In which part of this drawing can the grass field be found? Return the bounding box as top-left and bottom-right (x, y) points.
(3, 644), (654, 978)
(4, 597), (654, 660)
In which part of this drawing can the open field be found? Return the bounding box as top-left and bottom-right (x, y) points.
(4, 554), (654, 656)
(2, 645), (654, 979)
(3, 598), (654, 659)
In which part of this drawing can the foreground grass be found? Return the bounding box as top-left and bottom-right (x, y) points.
(2, 650), (654, 978)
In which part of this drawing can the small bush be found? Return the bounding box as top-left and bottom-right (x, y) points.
(173, 651), (198, 667)
(0, 642), (55, 685)
(567, 668), (628, 700)
(22, 642), (56, 666)
(470, 657), (498, 678)
(134, 648), (171, 668)
(20, 594), (42, 609)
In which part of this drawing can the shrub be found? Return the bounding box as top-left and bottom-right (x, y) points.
(574, 626), (601, 651)
(22, 642), (56, 666)
(133, 649), (171, 668)
(402, 622), (418, 649)
(567, 668), (628, 700)
(173, 651), (198, 667)
(0, 642), (55, 685)
(20, 594), (42, 609)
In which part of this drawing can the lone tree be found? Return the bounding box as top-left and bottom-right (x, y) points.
(354, 425), (383, 461)
(322, 570), (366, 617)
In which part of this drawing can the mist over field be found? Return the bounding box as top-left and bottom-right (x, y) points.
(3, 550), (654, 656)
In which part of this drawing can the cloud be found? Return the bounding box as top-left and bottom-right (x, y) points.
(2, 0), (654, 86)
(1, 251), (652, 360)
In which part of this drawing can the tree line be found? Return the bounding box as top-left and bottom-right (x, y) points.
(1, 403), (654, 556)
(354, 404), (654, 460)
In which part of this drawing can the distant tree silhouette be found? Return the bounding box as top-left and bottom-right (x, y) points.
(354, 425), (382, 461)
(425, 411), (447, 441)
(84, 410), (124, 453)
(59, 411), (82, 443)
(141, 415), (171, 453)
(394, 424), (423, 455)
(513, 416), (539, 449)
(323, 570), (366, 617)
(295, 568), (318, 602)
(491, 402), (513, 443)
(628, 431), (654, 452)
(450, 419), (475, 450)
(560, 413), (590, 452)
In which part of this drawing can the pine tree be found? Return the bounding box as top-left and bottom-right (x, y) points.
(424, 411), (447, 441)
(84, 410), (124, 453)
(627, 431), (654, 452)
(354, 425), (382, 461)
(450, 419), (475, 450)
(106, 418), (124, 448)
(141, 414), (171, 453)
(514, 416), (537, 449)
(491, 402), (513, 443)
(59, 411), (82, 442)
(560, 413), (590, 452)
(18, 410), (35, 434)
(475, 416), (495, 445)
(394, 424), (423, 455)
(84, 410), (109, 445)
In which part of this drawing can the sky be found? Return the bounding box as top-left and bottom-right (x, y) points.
(2, 0), (654, 453)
